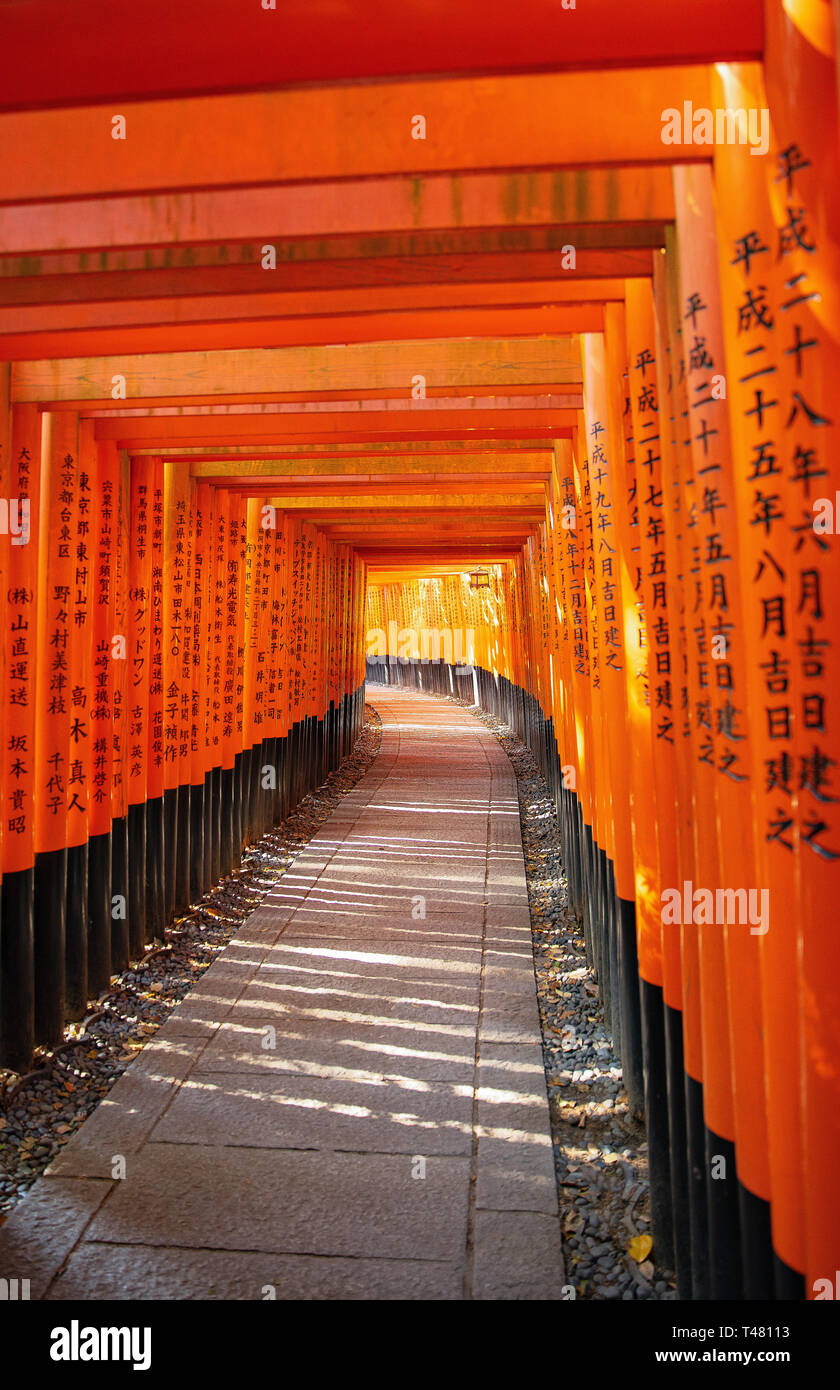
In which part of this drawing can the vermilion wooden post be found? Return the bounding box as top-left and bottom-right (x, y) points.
(355, 553), (367, 737)
(65, 417), (94, 1014)
(602, 302), (647, 1120)
(325, 545), (337, 772)
(658, 226), (713, 1298)
(265, 507), (283, 822)
(763, 0), (840, 1299)
(256, 502), (274, 833)
(232, 495), (248, 858)
(624, 280), (676, 1271)
(577, 432), (605, 987)
(110, 446), (130, 971)
(210, 487), (228, 879)
(200, 482), (218, 888)
(568, 433), (595, 931)
(218, 488), (235, 874)
(242, 497), (259, 846)
(272, 512), (289, 822)
(582, 332), (641, 1105)
(309, 532), (321, 784)
(276, 515), (292, 820)
(88, 439), (118, 993)
(316, 534), (329, 783)
(549, 461), (569, 885)
(192, 479), (212, 898)
(0, 400), (38, 1068)
(145, 457), (166, 937)
(650, 256), (696, 1300)
(33, 410), (78, 1045)
(127, 456), (153, 958)
(161, 461), (180, 920)
(0, 365), (6, 938)
(288, 519), (304, 803)
(711, 56), (805, 1298)
(674, 161), (773, 1298)
(175, 472), (195, 913)
(303, 521), (317, 793)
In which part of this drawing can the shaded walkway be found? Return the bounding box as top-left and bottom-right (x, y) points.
(0, 689), (565, 1300)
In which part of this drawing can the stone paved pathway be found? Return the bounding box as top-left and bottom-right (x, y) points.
(0, 688), (565, 1300)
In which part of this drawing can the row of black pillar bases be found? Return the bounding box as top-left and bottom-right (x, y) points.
(0, 686), (366, 1074)
(365, 656), (805, 1302)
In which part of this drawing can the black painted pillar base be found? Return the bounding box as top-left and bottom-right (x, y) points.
(162, 788), (178, 926)
(241, 745), (254, 848)
(640, 978), (675, 1272)
(618, 894), (644, 1118)
(774, 1254), (806, 1301)
(604, 852), (619, 1051)
(738, 1181), (775, 1300)
(202, 770), (214, 895)
(232, 751), (244, 862)
(210, 766), (222, 885)
(65, 840), (89, 1019)
(190, 779), (205, 905)
(33, 846), (67, 1048)
(0, 866), (35, 1071)
(220, 766), (235, 879)
(146, 796), (165, 943)
(664, 1004), (693, 1300)
(275, 737), (286, 827)
(686, 1073), (711, 1300)
(127, 802), (147, 958)
(175, 783), (191, 915)
(87, 830), (112, 995)
(110, 814), (129, 972)
(706, 1127), (743, 1299)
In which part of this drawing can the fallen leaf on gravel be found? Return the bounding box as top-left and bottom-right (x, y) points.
(628, 1233), (653, 1262)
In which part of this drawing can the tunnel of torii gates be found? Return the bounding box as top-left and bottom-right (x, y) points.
(0, 0), (837, 1305)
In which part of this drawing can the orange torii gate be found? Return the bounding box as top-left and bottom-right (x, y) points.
(0, 0), (837, 1309)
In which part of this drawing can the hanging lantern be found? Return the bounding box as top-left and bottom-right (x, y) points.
(468, 564), (491, 590)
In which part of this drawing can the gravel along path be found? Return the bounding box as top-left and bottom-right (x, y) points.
(407, 689), (679, 1302)
(0, 707), (382, 1223)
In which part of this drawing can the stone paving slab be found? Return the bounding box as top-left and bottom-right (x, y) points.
(84, 1146), (471, 1261)
(151, 1070), (474, 1154)
(472, 1211), (567, 1300)
(192, 1014), (478, 1083)
(46, 1244), (464, 1301)
(0, 686), (564, 1300)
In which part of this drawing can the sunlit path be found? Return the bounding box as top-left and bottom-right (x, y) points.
(0, 688), (563, 1301)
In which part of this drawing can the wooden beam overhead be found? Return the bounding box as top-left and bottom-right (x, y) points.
(12, 338), (581, 404)
(0, 224), (663, 284)
(0, 1), (761, 111)
(0, 304), (604, 361)
(262, 491), (544, 510)
(0, 67), (711, 203)
(0, 279), (623, 336)
(0, 250), (655, 309)
(142, 441), (558, 460)
(189, 452), (551, 478)
(0, 168), (675, 256)
(95, 414), (576, 447)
